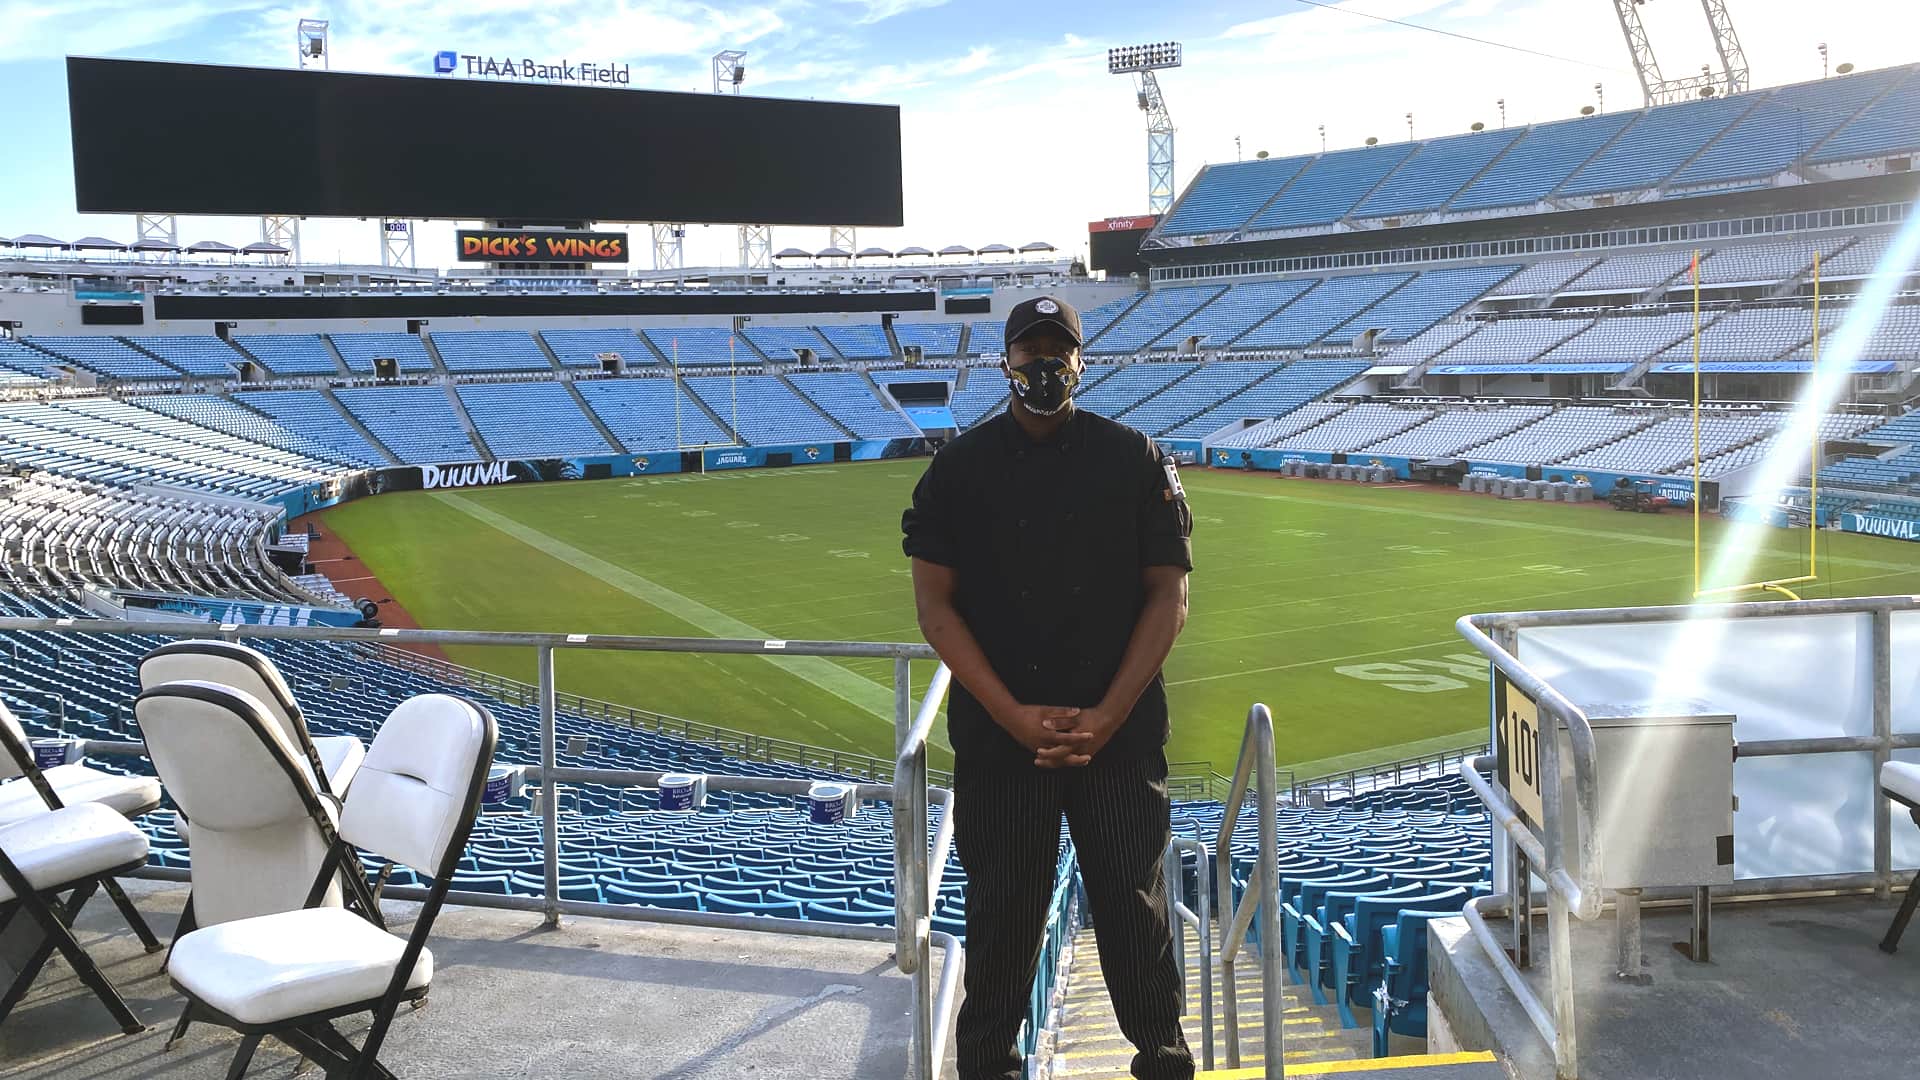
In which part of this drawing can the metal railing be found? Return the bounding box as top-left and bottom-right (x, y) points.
(0, 617), (961, 1080)
(1453, 594), (1918, 1079)
(1287, 743), (1487, 807)
(1213, 703), (1284, 1076)
(1165, 824), (1215, 1072)
(1023, 846), (1082, 1075)
(350, 639), (941, 785)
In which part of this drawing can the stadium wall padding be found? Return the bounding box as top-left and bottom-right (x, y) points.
(1839, 509), (1920, 542)
(1201, 450), (1714, 506)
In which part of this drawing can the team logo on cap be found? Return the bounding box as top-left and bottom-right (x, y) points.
(1036, 299), (1059, 314)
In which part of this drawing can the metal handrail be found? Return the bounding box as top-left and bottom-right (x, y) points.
(1164, 829), (1215, 1072)
(3, 618), (959, 1080)
(1452, 594), (1918, 1078)
(1213, 703), (1282, 1076)
(893, 661), (955, 1079)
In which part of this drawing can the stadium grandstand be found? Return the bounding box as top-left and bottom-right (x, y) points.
(5, 27), (1920, 1080)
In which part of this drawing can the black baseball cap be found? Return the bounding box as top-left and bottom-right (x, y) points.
(1004, 295), (1083, 349)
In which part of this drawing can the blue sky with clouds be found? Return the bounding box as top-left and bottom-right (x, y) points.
(4, 0), (1917, 267)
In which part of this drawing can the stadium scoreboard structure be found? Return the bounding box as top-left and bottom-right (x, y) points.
(65, 56), (904, 227)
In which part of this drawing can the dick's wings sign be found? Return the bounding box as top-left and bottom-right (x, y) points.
(457, 230), (629, 264)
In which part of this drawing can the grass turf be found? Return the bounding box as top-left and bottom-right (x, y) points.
(321, 460), (1920, 777)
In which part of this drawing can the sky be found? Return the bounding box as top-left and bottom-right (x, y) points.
(4, 0), (1918, 269)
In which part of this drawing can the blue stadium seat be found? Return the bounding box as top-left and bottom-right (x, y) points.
(1449, 112), (1634, 211)
(1372, 907), (1457, 1054)
(891, 323), (963, 358)
(1353, 129), (1523, 218)
(603, 883), (704, 911)
(1159, 155), (1314, 236)
(702, 894), (805, 919)
(126, 336), (242, 376)
(1246, 144), (1417, 232)
(457, 382), (614, 457)
(1334, 887), (1473, 1028)
(541, 328), (656, 368)
(328, 332), (435, 373)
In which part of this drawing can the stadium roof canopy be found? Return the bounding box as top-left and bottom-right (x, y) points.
(10, 234), (66, 248)
(71, 236), (127, 250)
(856, 246), (893, 258)
(773, 247), (812, 259)
(977, 243), (1014, 255)
(186, 240), (238, 254)
(815, 246), (851, 259)
(242, 241), (290, 255)
(937, 244), (974, 256)
(897, 245), (933, 257)
(130, 238), (178, 252)
(1019, 241), (1056, 253)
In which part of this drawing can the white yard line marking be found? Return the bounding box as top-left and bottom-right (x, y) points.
(433, 492), (951, 753)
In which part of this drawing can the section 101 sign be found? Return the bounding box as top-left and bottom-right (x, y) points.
(456, 229), (629, 263)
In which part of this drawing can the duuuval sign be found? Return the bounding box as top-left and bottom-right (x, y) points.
(420, 462), (515, 490)
(1842, 511), (1920, 542)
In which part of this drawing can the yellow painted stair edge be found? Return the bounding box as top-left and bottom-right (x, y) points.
(1197, 1051), (1498, 1078)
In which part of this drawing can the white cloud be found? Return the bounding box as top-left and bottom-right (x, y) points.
(844, 0), (950, 25)
(0, 0), (270, 63)
(952, 46), (994, 76)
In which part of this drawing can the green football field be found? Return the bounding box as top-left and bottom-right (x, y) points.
(321, 461), (1920, 778)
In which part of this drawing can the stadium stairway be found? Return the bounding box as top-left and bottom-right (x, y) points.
(685, 380), (748, 444)
(1051, 925), (1492, 1079)
(531, 333), (569, 373)
(778, 372), (858, 439)
(443, 381), (495, 460)
(418, 332), (452, 377)
(860, 367), (925, 430)
(317, 385), (404, 464)
(564, 378), (631, 452)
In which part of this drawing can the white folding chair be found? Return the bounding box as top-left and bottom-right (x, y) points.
(163, 693), (497, 1078)
(0, 701), (163, 953)
(134, 680), (386, 962)
(0, 802), (151, 1034)
(139, 639), (365, 797)
(1879, 761), (1920, 953)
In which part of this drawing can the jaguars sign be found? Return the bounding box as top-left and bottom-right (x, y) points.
(456, 229), (629, 264)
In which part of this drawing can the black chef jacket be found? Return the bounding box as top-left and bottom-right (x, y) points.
(901, 405), (1194, 766)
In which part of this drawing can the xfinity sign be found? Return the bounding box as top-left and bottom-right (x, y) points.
(434, 51), (631, 86)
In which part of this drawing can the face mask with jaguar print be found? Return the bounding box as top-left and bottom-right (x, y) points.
(1007, 355), (1079, 416)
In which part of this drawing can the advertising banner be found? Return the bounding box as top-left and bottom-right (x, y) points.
(1840, 510), (1920, 542)
(456, 229), (630, 263)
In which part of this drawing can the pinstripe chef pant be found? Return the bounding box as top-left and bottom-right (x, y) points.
(953, 747), (1193, 1080)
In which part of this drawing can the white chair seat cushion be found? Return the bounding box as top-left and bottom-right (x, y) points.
(1883, 761), (1920, 806)
(314, 735), (366, 794)
(0, 803), (150, 902)
(0, 764), (162, 827)
(169, 907), (432, 1025)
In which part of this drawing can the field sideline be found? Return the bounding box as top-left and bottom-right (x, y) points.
(321, 459), (1920, 776)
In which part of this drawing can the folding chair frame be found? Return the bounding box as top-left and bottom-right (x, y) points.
(139, 641), (341, 798)
(1879, 790), (1920, 954)
(0, 706), (162, 953)
(0, 844), (148, 1034)
(134, 682), (386, 962)
(166, 695), (497, 1080)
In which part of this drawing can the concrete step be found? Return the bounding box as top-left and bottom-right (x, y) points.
(1050, 927), (1374, 1079)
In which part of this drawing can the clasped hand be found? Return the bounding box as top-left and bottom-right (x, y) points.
(996, 703), (1121, 769)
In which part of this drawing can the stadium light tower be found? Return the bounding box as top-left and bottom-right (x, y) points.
(1108, 41), (1182, 215)
(256, 17), (333, 264)
(713, 50), (773, 270)
(1611, 0), (1750, 106)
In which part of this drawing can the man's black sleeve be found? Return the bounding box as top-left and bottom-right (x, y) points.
(1139, 440), (1194, 571)
(901, 451), (960, 567)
